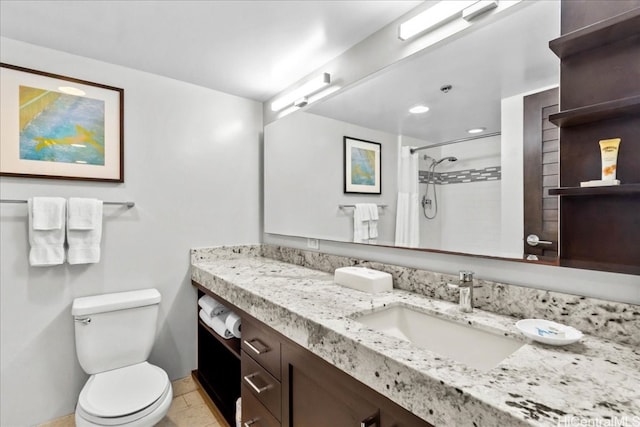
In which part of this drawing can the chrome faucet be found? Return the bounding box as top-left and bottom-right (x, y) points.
(458, 271), (474, 312)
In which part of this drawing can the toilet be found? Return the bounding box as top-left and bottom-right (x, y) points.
(72, 289), (173, 426)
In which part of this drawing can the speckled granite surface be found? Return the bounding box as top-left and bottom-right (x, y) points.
(191, 247), (640, 427)
(261, 245), (640, 347)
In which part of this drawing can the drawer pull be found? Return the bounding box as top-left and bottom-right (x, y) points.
(244, 338), (269, 355)
(243, 373), (272, 394)
(360, 412), (379, 427)
(243, 420), (257, 427)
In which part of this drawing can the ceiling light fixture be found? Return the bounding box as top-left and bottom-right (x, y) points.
(409, 105), (430, 114)
(467, 127), (486, 134)
(462, 1), (499, 22)
(398, 1), (479, 41)
(271, 73), (331, 112)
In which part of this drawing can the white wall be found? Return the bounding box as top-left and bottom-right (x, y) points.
(264, 111), (397, 245)
(0, 38), (263, 426)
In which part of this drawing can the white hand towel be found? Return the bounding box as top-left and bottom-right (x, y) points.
(32, 197), (66, 230)
(67, 198), (103, 264)
(198, 295), (230, 318)
(68, 197), (100, 230)
(28, 198), (66, 266)
(353, 203), (371, 243)
(367, 204), (379, 240)
(199, 309), (233, 339)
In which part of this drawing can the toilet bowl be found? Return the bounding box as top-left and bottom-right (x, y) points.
(75, 362), (172, 427)
(72, 289), (172, 426)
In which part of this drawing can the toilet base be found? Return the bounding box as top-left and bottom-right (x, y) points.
(75, 383), (172, 427)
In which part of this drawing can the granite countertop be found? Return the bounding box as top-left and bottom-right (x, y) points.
(191, 255), (640, 427)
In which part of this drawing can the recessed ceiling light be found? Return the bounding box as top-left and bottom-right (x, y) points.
(409, 105), (430, 114)
(467, 127), (486, 134)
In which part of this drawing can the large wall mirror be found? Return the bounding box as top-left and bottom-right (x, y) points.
(264, 1), (560, 262)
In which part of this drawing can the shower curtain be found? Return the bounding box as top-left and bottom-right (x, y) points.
(395, 146), (419, 247)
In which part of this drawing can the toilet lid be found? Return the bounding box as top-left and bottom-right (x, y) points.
(79, 362), (169, 417)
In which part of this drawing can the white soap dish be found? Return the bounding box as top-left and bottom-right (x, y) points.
(334, 267), (392, 293)
(515, 319), (583, 346)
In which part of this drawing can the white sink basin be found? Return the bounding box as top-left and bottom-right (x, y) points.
(353, 305), (524, 371)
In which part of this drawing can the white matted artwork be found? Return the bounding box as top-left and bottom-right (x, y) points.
(343, 136), (381, 194)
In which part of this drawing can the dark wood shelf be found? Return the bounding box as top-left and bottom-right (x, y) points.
(549, 183), (640, 196)
(560, 258), (640, 276)
(199, 319), (241, 360)
(549, 95), (640, 127)
(549, 7), (640, 58)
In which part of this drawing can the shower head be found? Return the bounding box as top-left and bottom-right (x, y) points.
(434, 156), (458, 166)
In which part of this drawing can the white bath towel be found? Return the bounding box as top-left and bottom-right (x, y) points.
(198, 295), (230, 318)
(28, 198), (66, 266)
(353, 203), (371, 243)
(67, 198), (103, 264)
(199, 309), (233, 339)
(367, 204), (379, 240)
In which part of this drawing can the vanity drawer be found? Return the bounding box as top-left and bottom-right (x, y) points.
(242, 351), (282, 421)
(241, 384), (281, 427)
(241, 317), (281, 380)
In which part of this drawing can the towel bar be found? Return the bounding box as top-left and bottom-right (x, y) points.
(338, 204), (387, 209)
(0, 199), (135, 208)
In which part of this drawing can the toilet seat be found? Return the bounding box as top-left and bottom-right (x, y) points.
(76, 362), (171, 426)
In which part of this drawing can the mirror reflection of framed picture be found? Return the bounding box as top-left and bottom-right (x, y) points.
(343, 136), (381, 194)
(0, 63), (124, 182)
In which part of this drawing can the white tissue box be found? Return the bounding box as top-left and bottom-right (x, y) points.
(334, 267), (393, 293)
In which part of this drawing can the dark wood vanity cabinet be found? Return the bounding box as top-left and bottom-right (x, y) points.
(194, 281), (433, 427)
(239, 311), (433, 427)
(240, 316), (283, 425)
(281, 340), (431, 427)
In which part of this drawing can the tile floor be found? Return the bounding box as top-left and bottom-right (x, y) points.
(38, 375), (226, 427)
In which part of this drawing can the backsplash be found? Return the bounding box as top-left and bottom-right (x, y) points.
(192, 244), (640, 347)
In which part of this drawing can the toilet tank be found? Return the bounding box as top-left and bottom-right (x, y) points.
(72, 289), (162, 374)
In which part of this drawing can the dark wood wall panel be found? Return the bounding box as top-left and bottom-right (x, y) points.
(561, 0), (640, 33)
(560, 36), (640, 110)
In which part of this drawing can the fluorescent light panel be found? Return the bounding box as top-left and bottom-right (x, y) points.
(271, 73), (331, 111)
(399, 0), (479, 41)
(462, 1), (499, 22)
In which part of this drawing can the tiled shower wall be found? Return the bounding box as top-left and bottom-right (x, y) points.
(417, 135), (503, 256)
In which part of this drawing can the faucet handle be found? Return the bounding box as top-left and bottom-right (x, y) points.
(459, 270), (474, 283)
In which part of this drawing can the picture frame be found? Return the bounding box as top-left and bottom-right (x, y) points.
(343, 136), (381, 194)
(0, 63), (124, 182)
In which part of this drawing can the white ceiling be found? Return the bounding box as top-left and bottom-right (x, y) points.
(308, 0), (560, 144)
(0, 0), (421, 101)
